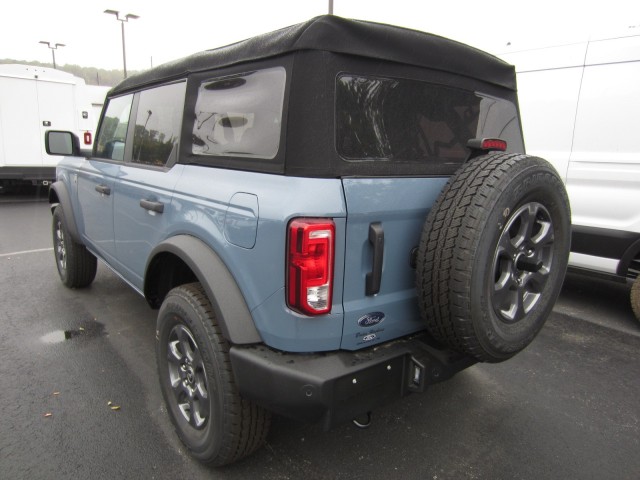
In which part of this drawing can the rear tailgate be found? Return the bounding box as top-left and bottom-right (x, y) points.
(340, 177), (448, 350)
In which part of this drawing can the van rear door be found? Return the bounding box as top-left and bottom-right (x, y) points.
(0, 72), (41, 171)
(37, 78), (77, 168)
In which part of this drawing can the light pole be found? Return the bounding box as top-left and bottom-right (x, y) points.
(104, 9), (139, 78)
(39, 41), (65, 69)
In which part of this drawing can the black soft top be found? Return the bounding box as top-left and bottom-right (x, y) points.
(110, 15), (515, 95)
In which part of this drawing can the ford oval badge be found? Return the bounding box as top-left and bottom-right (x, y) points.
(357, 312), (385, 328)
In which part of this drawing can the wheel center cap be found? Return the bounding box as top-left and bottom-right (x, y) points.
(514, 252), (526, 273)
(186, 366), (195, 384)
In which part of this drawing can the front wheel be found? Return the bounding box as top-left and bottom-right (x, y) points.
(52, 205), (97, 288)
(156, 283), (270, 466)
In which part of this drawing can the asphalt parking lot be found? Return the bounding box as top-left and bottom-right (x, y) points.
(1, 187), (639, 479)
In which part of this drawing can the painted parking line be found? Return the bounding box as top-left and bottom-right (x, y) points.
(0, 247), (54, 258)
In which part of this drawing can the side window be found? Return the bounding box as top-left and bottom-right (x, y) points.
(95, 95), (133, 161)
(191, 67), (286, 159)
(131, 82), (186, 167)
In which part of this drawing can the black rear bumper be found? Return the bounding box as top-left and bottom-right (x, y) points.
(229, 334), (475, 430)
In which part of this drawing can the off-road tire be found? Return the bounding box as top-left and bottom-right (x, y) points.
(631, 276), (640, 322)
(156, 282), (270, 466)
(52, 205), (97, 288)
(417, 153), (571, 362)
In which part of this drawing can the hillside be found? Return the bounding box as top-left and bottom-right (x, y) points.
(0, 59), (140, 87)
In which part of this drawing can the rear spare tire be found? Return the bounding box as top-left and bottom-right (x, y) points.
(416, 153), (570, 362)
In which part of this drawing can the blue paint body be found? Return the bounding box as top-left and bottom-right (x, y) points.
(52, 46), (521, 354)
(60, 154), (449, 352)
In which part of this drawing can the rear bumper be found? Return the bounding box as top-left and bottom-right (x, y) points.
(229, 333), (476, 429)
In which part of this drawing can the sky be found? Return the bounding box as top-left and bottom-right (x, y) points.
(2, 0), (639, 72)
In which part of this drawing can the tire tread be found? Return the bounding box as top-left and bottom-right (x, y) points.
(52, 206), (97, 288)
(631, 276), (640, 322)
(163, 283), (270, 466)
(416, 153), (570, 362)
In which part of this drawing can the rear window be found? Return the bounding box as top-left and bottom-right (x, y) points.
(191, 67), (286, 159)
(336, 75), (521, 165)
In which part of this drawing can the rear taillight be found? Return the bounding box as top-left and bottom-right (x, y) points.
(287, 218), (335, 316)
(83, 131), (92, 145)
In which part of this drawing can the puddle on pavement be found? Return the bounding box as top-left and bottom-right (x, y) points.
(40, 319), (106, 344)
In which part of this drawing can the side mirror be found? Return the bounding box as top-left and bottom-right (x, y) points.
(45, 130), (81, 156)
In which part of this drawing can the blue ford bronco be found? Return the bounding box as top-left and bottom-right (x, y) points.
(46, 16), (570, 466)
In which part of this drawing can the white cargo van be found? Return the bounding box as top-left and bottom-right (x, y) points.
(0, 64), (95, 186)
(500, 29), (640, 320)
(86, 85), (110, 126)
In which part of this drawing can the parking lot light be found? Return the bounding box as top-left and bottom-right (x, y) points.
(39, 41), (65, 69)
(104, 9), (140, 79)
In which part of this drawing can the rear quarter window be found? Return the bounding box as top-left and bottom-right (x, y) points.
(191, 67), (286, 159)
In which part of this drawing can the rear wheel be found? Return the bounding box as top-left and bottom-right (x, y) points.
(52, 205), (97, 288)
(156, 283), (270, 466)
(417, 153), (571, 362)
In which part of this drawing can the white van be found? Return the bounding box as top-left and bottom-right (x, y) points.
(86, 85), (110, 127)
(500, 29), (640, 320)
(0, 64), (95, 186)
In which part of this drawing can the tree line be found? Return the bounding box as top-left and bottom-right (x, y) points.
(0, 59), (138, 87)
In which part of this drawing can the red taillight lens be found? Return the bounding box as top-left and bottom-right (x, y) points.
(83, 131), (92, 145)
(287, 218), (335, 316)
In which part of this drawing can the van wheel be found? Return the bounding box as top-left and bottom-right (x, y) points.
(631, 276), (640, 322)
(52, 205), (97, 288)
(416, 153), (571, 362)
(156, 283), (270, 466)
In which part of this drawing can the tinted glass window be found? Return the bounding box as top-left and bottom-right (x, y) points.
(95, 95), (133, 161)
(336, 75), (521, 165)
(131, 82), (186, 167)
(192, 67), (286, 159)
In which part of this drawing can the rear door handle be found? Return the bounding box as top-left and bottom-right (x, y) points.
(95, 184), (111, 195)
(140, 199), (164, 214)
(366, 222), (384, 296)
